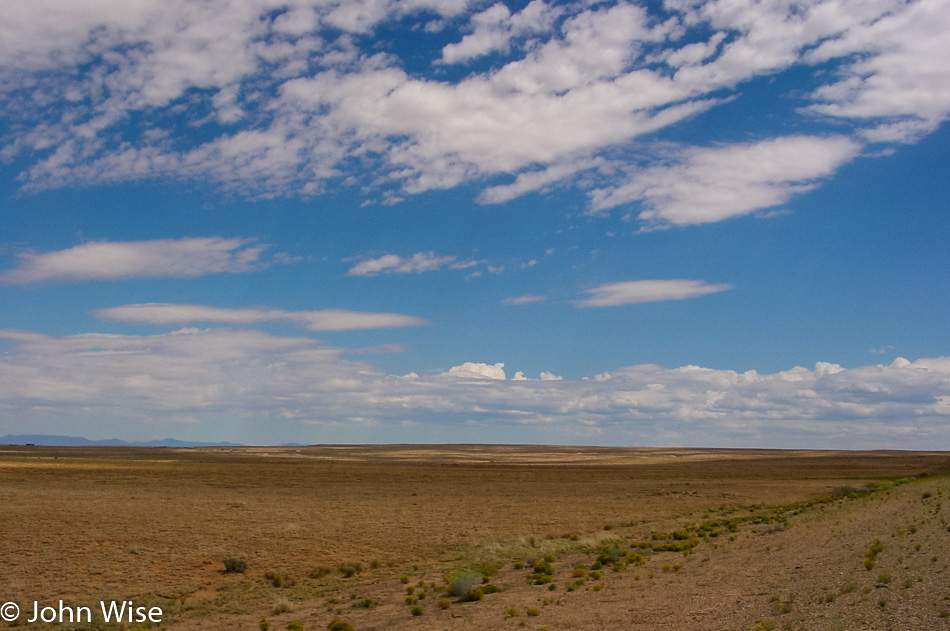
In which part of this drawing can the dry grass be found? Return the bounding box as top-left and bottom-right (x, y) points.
(1, 444), (948, 629)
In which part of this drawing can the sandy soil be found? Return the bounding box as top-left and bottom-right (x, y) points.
(1, 445), (948, 630)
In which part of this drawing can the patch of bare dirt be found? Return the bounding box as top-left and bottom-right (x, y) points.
(1, 445), (948, 630)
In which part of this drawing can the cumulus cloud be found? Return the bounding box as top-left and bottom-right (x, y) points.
(576, 279), (733, 307)
(0, 237), (270, 284)
(93, 303), (427, 331)
(445, 362), (507, 380)
(1, 326), (949, 447)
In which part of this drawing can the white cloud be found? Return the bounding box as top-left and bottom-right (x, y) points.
(590, 136), (862, 227)
(440, 0), (562, 64)
(445, 362), (507, 380)
(2, 326), (949, 447)
(502, 294), (548, 305)
(347, 252), (458, 276)
(576, 279), (733, 307)
(0, 0), (946, 220)
(804, 0), (950, 142)
(0, 237), (271, 284)
(93, 303), (427, 331)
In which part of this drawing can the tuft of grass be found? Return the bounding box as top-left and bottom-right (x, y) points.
(265, 571), (296, 588)
(410, 606), (424, 616)
(271, 597), (293, 616)
(526, 607), (541, 616)
(337, 562), (362, 578)
(286, 623), (304, 631)
(438, 598), (451, 610)
(503, 606), (520, 619)
(326, 621), (354, 631)
(309, 566), (331, 579)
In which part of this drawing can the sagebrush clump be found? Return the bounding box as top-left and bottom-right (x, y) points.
(223, 558), (247, 573)
(448, 570), (483, 601)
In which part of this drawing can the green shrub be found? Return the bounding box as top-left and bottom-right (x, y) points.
(287, 623), (304, 631)
(223, 558), (247, 573)
(438, 598), (451, 610)
(503, 606), (519, 619)
(449, 570), (483, 601)
(527, 608), (541, 616)
(326, 621), (354, 631)
(259, 620), (270, 631)
(410, 606), (424, 616)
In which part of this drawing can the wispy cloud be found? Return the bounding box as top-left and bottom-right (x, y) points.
(804, 0), (950, 143)
(589, 136), (862, 227)
(439, 0), (562, 64)
(93, 303), (427, 331)
(576, 279), (733, 307)
(502, 294), (548, 305)
(347, 252), (481, 276)
(3, 1), (939, 216)
(0, 237), (271, 284)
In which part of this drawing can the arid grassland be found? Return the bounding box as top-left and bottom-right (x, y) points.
(1, 445), (949, 630)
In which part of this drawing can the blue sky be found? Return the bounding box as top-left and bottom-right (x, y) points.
(1, 0), (949, 448)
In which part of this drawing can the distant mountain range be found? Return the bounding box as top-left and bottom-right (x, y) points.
(0, 434), (245, 447)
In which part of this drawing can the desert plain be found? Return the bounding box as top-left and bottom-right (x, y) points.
(2, 444), (950, 630)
